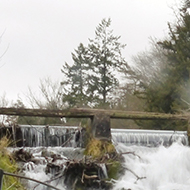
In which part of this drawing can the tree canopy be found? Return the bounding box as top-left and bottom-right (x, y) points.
(127, 1), (190, 130)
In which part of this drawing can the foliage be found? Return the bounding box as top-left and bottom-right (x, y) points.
(146, 2), (190, 114)
(61, 43), (91, 107)
(83, 137), (123, 184)
(126, 1), (190, 129)
(128, 39), (167, 96)
(87, 18), (127, 106)
(17, 116), (63, 125)
(61, 18), (129, 108)
(0, 136), (25, 190)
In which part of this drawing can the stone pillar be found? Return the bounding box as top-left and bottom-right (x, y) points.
(91, 114), (111, 141)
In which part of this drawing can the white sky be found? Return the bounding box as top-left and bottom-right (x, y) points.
(0, 0), (180, 105)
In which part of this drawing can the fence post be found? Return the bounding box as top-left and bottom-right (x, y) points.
(187, 120), (190, 145)
(0, 169), (3, 190)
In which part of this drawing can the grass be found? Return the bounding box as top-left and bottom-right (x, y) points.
(84, 138), (116, 158)
(0, 136), (25, 190)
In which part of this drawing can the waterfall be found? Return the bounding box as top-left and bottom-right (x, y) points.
(6, 127), (190, 190)
(113, 142), (190, 190)
(18, 126), (188, 147)
(19, 125), (79, 147)
(111, 129), (188, 147)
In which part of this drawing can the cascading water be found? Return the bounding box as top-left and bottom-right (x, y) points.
(111, 129), (190, 189)
(20, 125), (79, 147)
(112, 142), (190, 190)
(18, 146), (82, 190)
(7, 126), (190, 190)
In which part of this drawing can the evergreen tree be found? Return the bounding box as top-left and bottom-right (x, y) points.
(153, 1), (190, 113)
(61, 43), (90, 107)
(131, 1), (190, 130)
(132, 1), (190, 115)
(61, 18), (128, 107)
(87, 18), (127, 106)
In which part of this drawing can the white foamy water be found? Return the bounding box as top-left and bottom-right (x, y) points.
(20, 142), (190, 190)
(113, 141), (190, 190)
(9, 128), (189, 190)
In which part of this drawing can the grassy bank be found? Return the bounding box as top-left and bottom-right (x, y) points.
(0, 136), (25, 190)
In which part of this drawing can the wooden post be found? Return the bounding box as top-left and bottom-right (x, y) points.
(187, 120), (190, 145)
(0, 169), (3, 190)
(91, 114), (111, 141)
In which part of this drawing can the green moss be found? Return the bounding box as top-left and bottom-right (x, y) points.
(84, 138), (116, 158)
(107, 160), (121, 179)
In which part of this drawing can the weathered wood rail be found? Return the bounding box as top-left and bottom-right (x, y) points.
(0, 107), (188, 120)
(0, 107), (190, 142)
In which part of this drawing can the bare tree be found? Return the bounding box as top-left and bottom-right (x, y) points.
(125, 39), (168, 95)
(26, 77), (64, 110)
(0, 93), (20, 126)
(0, 30), (9, 68)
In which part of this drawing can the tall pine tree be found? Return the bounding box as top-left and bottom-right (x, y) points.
(61, 18), (128, 107)
(61, 43), (90, 107)
(87, 18), (127, 106)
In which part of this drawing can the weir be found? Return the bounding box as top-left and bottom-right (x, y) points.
(0, 125), (188, 147)
(111, 129), (188, 147)
(0, 125), (84, 147)
(0, 107), (190, 142)
(20, 125), (79, 147)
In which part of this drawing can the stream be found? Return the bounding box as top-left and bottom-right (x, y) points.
(7, 126), (190, 190)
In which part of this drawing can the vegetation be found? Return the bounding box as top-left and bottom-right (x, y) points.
(61, 18), (129, 108)
(0, 136), (25, 190)
(125, 1), (190, 130)
(63, 136), (123, 189)
(84, 138), (116, 158)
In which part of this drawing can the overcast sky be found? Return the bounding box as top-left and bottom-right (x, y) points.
(0, 0), (180, 106)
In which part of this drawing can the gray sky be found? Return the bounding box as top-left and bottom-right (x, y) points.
(0, 0), (179, 105)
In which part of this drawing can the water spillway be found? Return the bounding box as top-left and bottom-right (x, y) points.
(1, 125), (187, 147)
(111, 129), (188, 147)
(20, 125), (79, 147)
(20, 125), (189, 147)
(0, 125), (83, 147)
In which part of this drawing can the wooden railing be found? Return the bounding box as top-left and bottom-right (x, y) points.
(0, 107), (189, 141)
(0, 107), (188, 120)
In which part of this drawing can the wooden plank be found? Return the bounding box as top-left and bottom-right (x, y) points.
(0, 107), (188, 120)
(0, 107), (94, 118)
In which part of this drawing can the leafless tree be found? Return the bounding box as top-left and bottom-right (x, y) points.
(26, 77), (64, 110)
